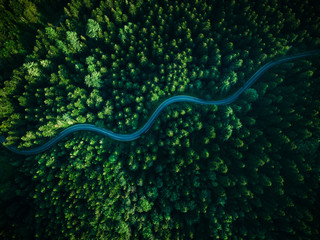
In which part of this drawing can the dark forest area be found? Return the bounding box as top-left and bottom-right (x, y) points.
(1, 0), (320, 239)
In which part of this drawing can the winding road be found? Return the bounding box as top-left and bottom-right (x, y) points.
(1, 50), (319, 155)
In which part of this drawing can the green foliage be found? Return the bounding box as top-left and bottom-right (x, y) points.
(244, 88), (259, 102)
(45, 27), (58, 40)
(66, 31), (82, 52)
(86, 18), (101, 39)
(1, 0), (320, 239)
(85, 71), (102, 88)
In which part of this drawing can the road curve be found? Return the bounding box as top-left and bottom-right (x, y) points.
(1, 50), (320, 155)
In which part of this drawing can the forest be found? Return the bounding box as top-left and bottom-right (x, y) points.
(0, 0), (320, 239)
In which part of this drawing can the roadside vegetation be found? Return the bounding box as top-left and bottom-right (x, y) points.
(1, 0), (320, 239)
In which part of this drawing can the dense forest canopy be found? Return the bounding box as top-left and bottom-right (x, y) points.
(0, 0), (320, 239)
